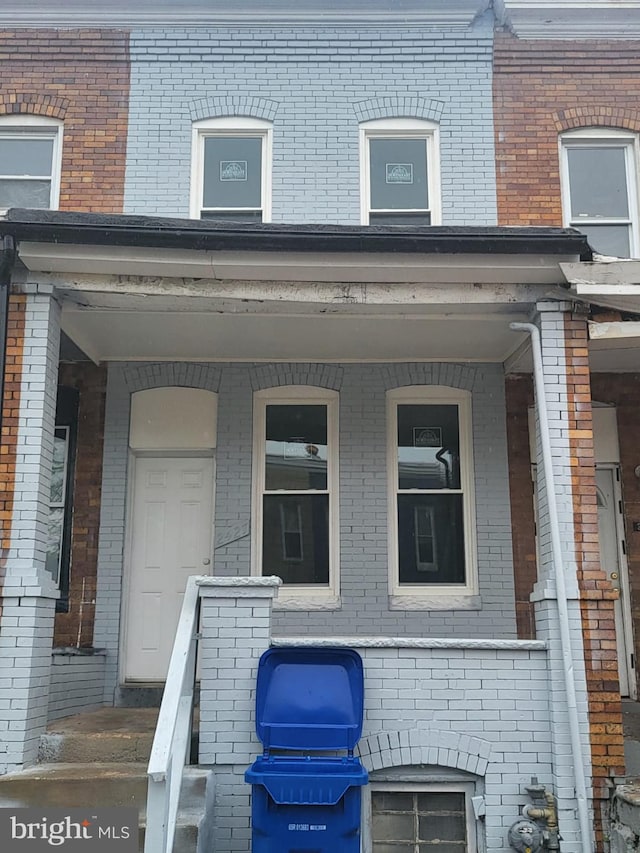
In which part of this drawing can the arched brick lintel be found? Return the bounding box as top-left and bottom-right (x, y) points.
(354, 96), (445, 123)
(554, 107), (640, 133)
(189, 96), (279, 122)
(357, 728), (491, 777)
(0, 93), (69, 120)
(122, 362), (222, 394)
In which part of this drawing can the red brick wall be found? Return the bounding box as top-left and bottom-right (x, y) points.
(0, 295), (26, 606)
(565, 319), (624, 850)
(54, 363), (107, 648)
(0, 29), (130, 213)
(504, 374), (537, 639)
(493, 29), (640, 227)
(0, 29), (128, 640)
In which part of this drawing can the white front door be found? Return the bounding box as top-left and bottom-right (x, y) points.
(124, 456), (214, 681)
(596, 465), (633, 697)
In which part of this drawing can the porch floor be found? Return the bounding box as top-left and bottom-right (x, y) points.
(48, 707), (159, 733)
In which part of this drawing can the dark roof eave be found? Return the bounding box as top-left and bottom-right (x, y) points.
(0, 208), (594, 261)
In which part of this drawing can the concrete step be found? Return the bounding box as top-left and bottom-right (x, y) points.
(0, 762), (148, 810)
(139, 821), (199, 853)
(38, 707), (200, 765)
(39, 708), (159, 764)
(0, 763), (211, 853)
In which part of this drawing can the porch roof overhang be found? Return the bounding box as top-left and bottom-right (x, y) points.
(0, 209), (592, 263)
(0, 0), (489, 29)
(495, 0), (640, 39)
(0, 209), (594, 366)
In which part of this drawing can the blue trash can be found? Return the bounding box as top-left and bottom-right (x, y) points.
(245, 647), (368, 853)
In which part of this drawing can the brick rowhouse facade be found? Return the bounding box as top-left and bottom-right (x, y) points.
(0, 29), (130, 212)
(493, 29), (640, 227)
(0, 28), (128, 643)
(495, 28), (634, 847)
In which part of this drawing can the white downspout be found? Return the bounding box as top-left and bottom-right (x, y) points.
(510, 322), (593, 853)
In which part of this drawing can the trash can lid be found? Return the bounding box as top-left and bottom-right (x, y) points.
(255, 647), (365, 752)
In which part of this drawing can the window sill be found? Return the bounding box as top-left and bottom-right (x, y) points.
(389, 594), (481, 611)
(273, 594), (342, 612)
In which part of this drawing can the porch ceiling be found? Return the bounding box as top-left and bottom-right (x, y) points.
(59, 303), (640, 369)
(59, 295), (533, 364)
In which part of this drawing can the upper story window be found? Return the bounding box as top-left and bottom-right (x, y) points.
(252, 387), (339, 600)
(360, 118), (441, 226)
(387, 386), (477, 599)
(190, 117), (272, 222)
(0, 116), (63, 211)
(560, 128), (640, 258)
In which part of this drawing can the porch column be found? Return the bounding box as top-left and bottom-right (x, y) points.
(530, 301), (623, 853)
(0, 285), (60, 773)
(198, 576), (279, 853)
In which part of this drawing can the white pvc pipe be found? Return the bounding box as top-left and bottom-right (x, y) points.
(510, 321), (593, 853)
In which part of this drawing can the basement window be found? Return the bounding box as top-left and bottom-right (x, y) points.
(0, 116), (63, 211)
(367, 785), (476, 853)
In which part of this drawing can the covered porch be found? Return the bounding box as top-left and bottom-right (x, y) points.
(0, 210), (624, 852)
(1, 211), (595, 690)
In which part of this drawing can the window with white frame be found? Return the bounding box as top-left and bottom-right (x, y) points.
(387, 386), (476, 596)
(560, 128), (640, 258)
(0, 116), (63, 211)
(253, 387), (339, 593)
(46, 386), (78, 612)
(190, 117), (272, 221)
(361, 119), (440, 226)
(368, 784), (476, 853)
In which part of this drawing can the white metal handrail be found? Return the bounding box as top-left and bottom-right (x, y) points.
(144, 575), (202, 853)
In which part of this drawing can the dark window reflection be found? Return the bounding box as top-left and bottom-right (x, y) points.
(263, 494), (329, 584)
(397, 404), (460, 490)
(398, 494), (465, 584)
(265, 404), (328, 491)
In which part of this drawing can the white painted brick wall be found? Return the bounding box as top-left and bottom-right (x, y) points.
(0, 289), (61, 771)
(196, 579), (552, 853)
(94, 361), (516, 702)
(530, 303), (593, 852)
(123, 14), (497, 225)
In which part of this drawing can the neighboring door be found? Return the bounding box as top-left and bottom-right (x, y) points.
(124, 456), (214, 681)
(596, 465), (633, 697)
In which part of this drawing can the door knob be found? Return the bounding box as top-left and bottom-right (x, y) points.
(610, 572), (618, 580)
(203, 558), (211, 565)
